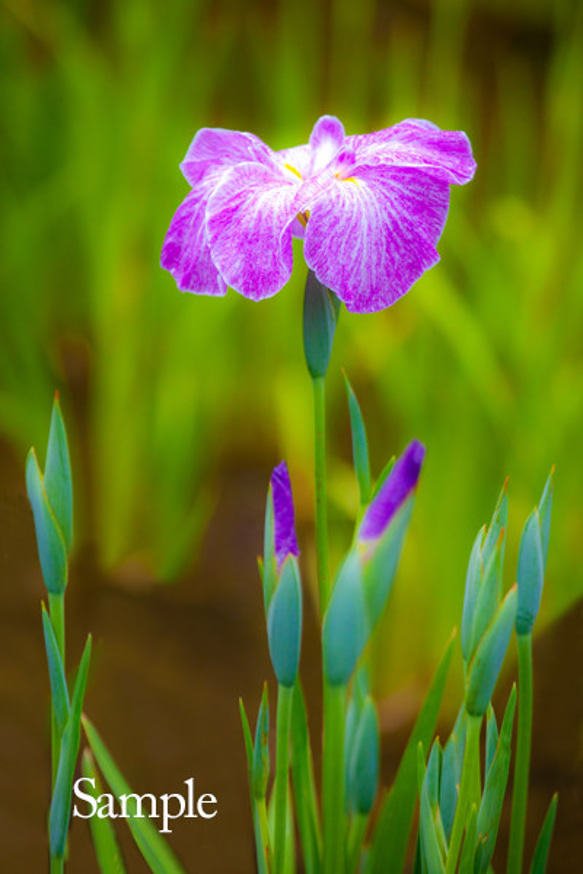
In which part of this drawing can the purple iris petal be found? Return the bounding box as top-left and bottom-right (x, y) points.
(161, 115), (476, 312)
(180, 128), (274, 186)
(347, 120), (476, 184)
(299, 165), (450, 313)
(206, 162), (299, 299)
(359, 440), (426, 542)
(160, 187), (227, 295)
(271, 462), (300, 570)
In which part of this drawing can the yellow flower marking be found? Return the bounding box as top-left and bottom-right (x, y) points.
(285, 163), (303, 180)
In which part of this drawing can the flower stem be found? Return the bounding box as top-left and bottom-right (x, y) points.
(274, 684), (293, 874)
(323, 682), (346, 874)
(312, 375), (330, 614)
(445, 712), (481, 874)
(507, 633), (533, 874)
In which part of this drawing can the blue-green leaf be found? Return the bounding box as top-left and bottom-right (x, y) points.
(537, 468), (554, 572)
(348, 696), (380, 815)
(267, 557), (302, 688)
(516, 509), (544, 635)
(343, 372), (372, 506)
(362, 495), (414, 630)
(253, 685), (270, 800)
(41, 603), (70, 735)
(44, 394), (74, 553)
(466, 587), (517, 717)
(303, 271), (341, 379)
(50, 635), (92, 858)
(461, 528), (485, 662)
(323, 551), (369, 686)
(26, 449), (68, 594)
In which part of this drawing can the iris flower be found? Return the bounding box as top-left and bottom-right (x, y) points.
(161, 115), (476, 313)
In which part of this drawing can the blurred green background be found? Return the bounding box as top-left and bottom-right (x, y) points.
(1, 0), (582, 695)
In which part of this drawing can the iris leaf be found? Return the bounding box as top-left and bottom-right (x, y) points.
(81, 748), (127, 874)
(82, 716), (187, 874)
(366, 632), (455, 874)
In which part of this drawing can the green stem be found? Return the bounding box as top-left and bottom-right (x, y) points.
(323, 682), (346, 874)
(312, 375), (330, 614)
(274, 684), (293, 874)
(445, 712), (481, 874)
(347, 812), (368, 874)
(507, 633), (533, 874)
(50, 856), (64, 874)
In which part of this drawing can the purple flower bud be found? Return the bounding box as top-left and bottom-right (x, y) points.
(359, 440), (425, 542)
(271, 462), (300, 571)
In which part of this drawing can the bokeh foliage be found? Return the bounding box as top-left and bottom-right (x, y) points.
(1, 0), (582, 689)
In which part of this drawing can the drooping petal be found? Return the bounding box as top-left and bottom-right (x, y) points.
(206, 162), (300, 300)
(180, 128), (274, 186)
(347, 119), (476, 185)
(359, 440), (425, 542)
(300, 163), (450, 312)
(161, 186), (227, 296)
(271, 462), (299, 570)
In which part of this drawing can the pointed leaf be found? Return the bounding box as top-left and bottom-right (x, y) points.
(343, 372), (372, 506)
(44, 395), (73, 553)
(530, 794), (558, 874)
(82, 716), (187, 874)
(516, 509), (544, 635)
(461, 528), (485, 662)
(239, 698), (254, 775)
(253, 685), (270, 799)
(537, 468), (554, 571)
(485, 705), (499, 777)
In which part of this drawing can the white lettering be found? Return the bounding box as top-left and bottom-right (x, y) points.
(72, 778), (98, 819)
(160, 793), (186, 834)
(197, 793), (218, 819)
